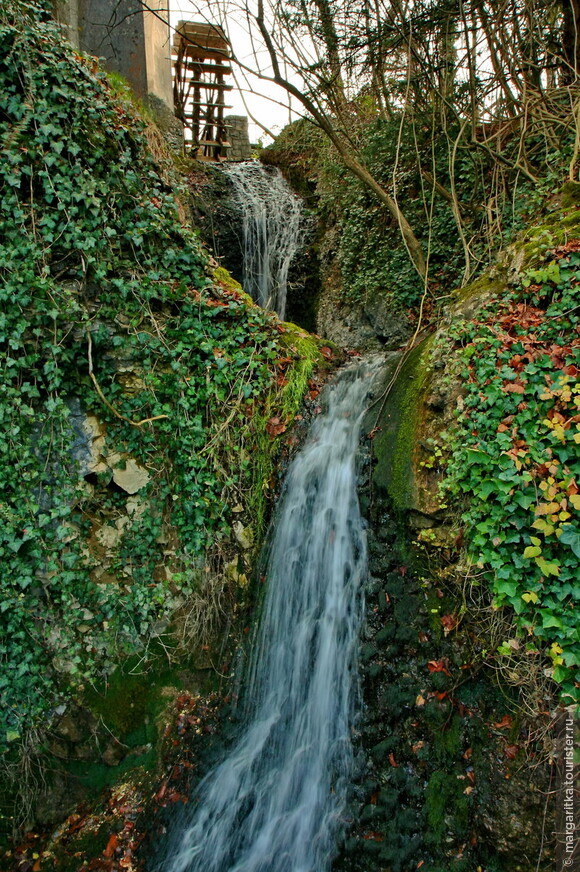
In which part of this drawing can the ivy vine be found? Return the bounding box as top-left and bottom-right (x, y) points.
(0, 2), (306, 751)
(445, 244), (580, 705)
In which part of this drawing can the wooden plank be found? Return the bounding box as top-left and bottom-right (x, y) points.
(174, 61), (233, 75)
(177, 21), (228, 40)
(175, 26), (228, 51)
(182, 80), (234, 90)
(174, 34), (229, 52)
(190, 101), (233, 108)
(171, 39), (230, 58)
(181, 48), (231, 62)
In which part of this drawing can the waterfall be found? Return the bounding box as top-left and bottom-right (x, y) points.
(157, 359), (380, 872)
(223, 161), (304, 320)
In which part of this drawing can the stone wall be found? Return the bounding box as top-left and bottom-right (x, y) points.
(226, 115), (252, 161)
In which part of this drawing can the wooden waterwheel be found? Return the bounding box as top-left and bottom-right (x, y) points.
(172, 21), (233, 160)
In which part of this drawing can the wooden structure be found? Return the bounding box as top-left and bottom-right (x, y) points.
(172, 22), (233, 160)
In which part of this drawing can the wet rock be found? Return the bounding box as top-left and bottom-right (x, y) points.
(54, 714), (83, 742)
(425, 388), (446, 411)
(376, 524), (396, 543)
(102, 741), (127, 767)
(408, 511), (437, 530)
(33, 772), (86, 827)
(67, 403), (108, 476)
(73, 742), (96, 761)
(126, 743), (152, 758)
(360, 643), (378, 662)
(48, 739), (69, 759)
(362, 297), (413, 349)
(477, 774), (550, 867)
(126, 495), (148, 517)
(368, 556), (388, 575)
(375, 625), (397, 645)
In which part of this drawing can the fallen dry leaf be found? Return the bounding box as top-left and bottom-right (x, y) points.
(103, 834), (118, 858)
(265, 416), (287, 437)
(427, 659), (451, 676)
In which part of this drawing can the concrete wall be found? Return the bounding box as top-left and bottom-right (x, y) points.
(54, 0), (80, 48)
(53, 2), (254, 158)
(142, 0), (173, 107)
(78, 0), (148, 96)
(56, 0), (173, 109)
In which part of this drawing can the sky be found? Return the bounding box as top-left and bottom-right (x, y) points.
(169, 0), (299, 143)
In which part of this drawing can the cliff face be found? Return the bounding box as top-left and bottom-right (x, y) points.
(375, 185), (580, 701)
(0, 2), (326, 837)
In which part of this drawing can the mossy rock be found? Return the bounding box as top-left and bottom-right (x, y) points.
(451, 274), (505, 312)
(557, 180), (580, 209)
(213, 265), (255, 306)
(371, 339), (434, 512)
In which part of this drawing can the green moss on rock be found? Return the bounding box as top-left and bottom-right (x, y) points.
(371, 340), (433, 511)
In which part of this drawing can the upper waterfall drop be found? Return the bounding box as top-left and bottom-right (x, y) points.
(222, 161), (305, 320)
(156, 358), (382, 872)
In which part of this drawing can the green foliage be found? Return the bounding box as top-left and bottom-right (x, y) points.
(333, 118), (473, 310)
(444, 248), (580, 704)
(247, 324), (323, 538)
(0, 2), (317, 753)
(273, 115), (544, 319)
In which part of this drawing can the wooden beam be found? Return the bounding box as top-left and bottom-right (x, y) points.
(173, 60), (233, 75)
(181, 48), (231, 62)
(185, 80), (234, 90)
(195, 140), (232, 147)
(189, 101), (233, 108)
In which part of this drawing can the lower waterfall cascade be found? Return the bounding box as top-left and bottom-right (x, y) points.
(157, 358), (381, 872)
(222, 161), (305, 320)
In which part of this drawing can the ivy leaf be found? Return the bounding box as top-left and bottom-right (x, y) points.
(534, 556), (560, 576)
(531, 518), (555, 536)
(541, 613), (564, 629)
(478, 479), (497, 500)
(496, 580), (519, 597)
(521, 591), (539, 603)
(559, 524), (580, 558)
(523, 545), (541, 559)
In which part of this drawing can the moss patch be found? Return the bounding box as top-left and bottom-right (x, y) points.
(372, 339), (433, 511)
(248, 325), (330, 539)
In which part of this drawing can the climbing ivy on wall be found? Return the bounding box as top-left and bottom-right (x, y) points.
(445, 245), (580, 705)
(0, 2), (313, 752)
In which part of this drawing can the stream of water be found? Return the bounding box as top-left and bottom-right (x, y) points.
(158, 359), (380, 872)
(223, 161), (304, 320)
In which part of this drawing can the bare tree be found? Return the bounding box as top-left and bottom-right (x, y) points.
(164, 0), (578, 284)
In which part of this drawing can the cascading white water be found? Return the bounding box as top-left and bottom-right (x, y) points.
(158, 359), (380, 872)
(223, 161), (304, 320)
